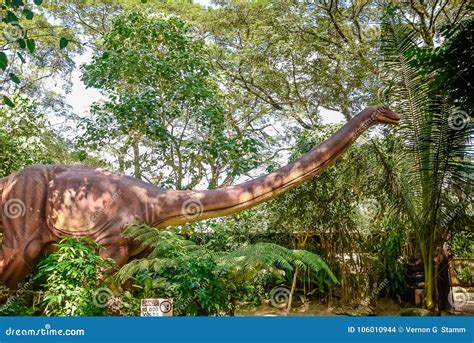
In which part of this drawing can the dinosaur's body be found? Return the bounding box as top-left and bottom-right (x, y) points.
(0, 106), (400, 288)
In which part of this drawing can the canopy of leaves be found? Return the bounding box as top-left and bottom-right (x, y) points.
(80, 9), (260, 188)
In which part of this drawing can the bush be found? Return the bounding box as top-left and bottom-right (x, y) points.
(115, 228), (234, 316)
(449, 231), (474, 258)
(0, 290), (41, 316)
(115, 224), (337, 315)
(35, 237), (115, 316)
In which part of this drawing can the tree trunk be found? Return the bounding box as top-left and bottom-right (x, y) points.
(286, 267), (299, 313)
(118, 144), (128, 174)
(132, 140), (141, 179)
(423, 241), (435, 311)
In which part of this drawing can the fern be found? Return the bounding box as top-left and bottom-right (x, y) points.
(116, 225), (337, 291)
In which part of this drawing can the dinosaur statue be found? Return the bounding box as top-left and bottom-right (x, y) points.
(0, 105), (400, 289)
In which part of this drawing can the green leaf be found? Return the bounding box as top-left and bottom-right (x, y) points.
(0, 52), (7, 71)
(16, 52), (26, 63)
(34, 0), (43, 5)
(26, 38), (35, 53)
(12, 0), (24, 7)
(23, 8), (34, 20)
(17, 39), (26, 49)
(59, 37), (68, 49)
(9, 73), (20, 84)
(6, 11), (19, 23)
(3, 96), (15, 108)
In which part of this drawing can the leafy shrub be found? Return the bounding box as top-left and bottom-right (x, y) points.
(449, 231), (474, 258)
(35, 237), (115, 316)
(116, 226), (233, 316)
(107, 290), (141, 316)
(455, 266), (473, 284)
(0, 291), (41, 316)
(373, 222), (407, 298)
(115, 224), (337, 315)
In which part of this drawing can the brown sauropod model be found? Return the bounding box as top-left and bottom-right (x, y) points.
(0, 105), (400, 289)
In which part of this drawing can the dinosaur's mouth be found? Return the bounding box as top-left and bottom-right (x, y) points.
(379, 107), (401, 124)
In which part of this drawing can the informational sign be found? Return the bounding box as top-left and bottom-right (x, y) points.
(140, 298), (173, 317)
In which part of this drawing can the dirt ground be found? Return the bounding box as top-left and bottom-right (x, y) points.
(236, 297), (402, 316)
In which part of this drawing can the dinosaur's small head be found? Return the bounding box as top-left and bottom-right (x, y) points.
(371, 105), (401, 125)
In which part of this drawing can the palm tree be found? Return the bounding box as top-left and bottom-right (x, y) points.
(379, 16), (473, 310)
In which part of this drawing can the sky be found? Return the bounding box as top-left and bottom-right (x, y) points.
(195, 0), (212, 6)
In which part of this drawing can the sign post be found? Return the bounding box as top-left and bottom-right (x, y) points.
(140, 298), (173, 317)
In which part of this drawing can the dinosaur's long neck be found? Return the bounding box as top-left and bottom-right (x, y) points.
(154, 108), (377, 228)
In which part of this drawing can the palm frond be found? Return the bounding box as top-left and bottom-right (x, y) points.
(380, 14), (473, 233)
(292, 249), (338, 283)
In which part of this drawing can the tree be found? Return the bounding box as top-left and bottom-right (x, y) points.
(160, 0), (382, 123)
(0, 93), (106, 177)
(1, 0), (77, 106)
(80, 9), (261, 188)
(388, 0), (469, 46)
(380, 11), (473, 310)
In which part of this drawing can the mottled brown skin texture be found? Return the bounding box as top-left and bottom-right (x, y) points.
(0, 106), (400, 289)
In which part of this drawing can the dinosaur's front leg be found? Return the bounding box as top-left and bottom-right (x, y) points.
(98, 236), (130, 269)
(0, 237), (45, 291)
(0, 246), (32, 289)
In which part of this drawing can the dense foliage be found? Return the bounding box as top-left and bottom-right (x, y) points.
(35, 238), (114, 316)
(112, 224), (337, 315)
(0, 0), (472, 316)
(379, 8), (473, 310)
(79, 9), (261, 187)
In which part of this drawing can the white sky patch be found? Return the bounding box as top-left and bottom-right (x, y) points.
(320, 108), (345, 124)
(194, 0), (212, 6)
(64, 48), (103, 118)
